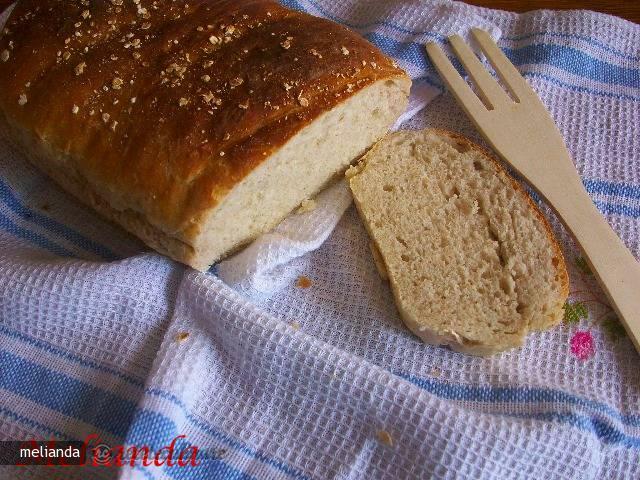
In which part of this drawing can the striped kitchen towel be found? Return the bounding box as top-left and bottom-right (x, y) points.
(0, 1), (639, 479)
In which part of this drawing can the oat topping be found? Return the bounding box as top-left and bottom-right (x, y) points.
(112, 77), (124, 90)
(74, 62), (86, 75)
(0, 0), (392, 166)
(280, 36), (292, 50)
(229, 77), (243, 88)
(201, 92), (221, 105)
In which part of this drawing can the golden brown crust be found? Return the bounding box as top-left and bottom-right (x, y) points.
(0, 107), (195, 264)
(0, 0), (407, 245)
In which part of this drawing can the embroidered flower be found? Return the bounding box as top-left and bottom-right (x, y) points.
(570, 331), (595, 361)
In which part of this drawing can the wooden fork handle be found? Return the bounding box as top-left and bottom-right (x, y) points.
(554, 180), (640, 353)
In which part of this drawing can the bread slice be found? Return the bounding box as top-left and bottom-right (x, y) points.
(0, 0), (410, 271)
(348, 129), (569, 355)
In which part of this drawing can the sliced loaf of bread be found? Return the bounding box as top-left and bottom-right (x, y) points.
(348, 129), (569, 355)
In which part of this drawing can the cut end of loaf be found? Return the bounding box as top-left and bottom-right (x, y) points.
(187, 77), (411, 270)
(349, 129), (569, 356)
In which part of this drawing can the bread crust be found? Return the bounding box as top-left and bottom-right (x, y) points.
(0, 0), (408, 254)
(350, 128), (570, 356)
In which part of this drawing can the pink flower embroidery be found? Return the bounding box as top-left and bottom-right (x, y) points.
(570, 331), (595, 360)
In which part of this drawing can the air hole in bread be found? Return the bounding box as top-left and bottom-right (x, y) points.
(456, 198), (474, 215)
(383, 184), (394, 192)
(396, 236), (408, 247)
(498, 250), (507, 268)
(473, 160), (484, 171)
(551, 257), (560, 268)
(400, 254), (410, 262)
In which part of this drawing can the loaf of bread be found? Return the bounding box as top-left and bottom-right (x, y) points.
(0, 0), (410, 270)
(348, 129), (569, 355)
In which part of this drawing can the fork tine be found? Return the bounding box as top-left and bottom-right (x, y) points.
(448, 34), (511, 109)
(470, 29), (530, 102)
(425, 42), (488, 119)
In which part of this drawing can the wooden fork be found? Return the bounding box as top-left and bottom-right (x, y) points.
(426, 29), (640, 354)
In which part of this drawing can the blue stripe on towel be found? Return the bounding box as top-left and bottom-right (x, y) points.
(0, 349), (138, 438)
(398, 372), (640, 428)
(3, 293), (640, 434)
(0, 324), (146, 388)
(0, 403), (252, 480)
(128, 410), (259, 480)
(594, 201), (640, 218)
(503, 32), (640, 62)
(0, 208), (76, 258)
(585, 179), (640, 200)
(0, 347), (308, 479)
(0, 178), (118, 260)
(502, 44), (640, 89)
(2, 329), (640, 477)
